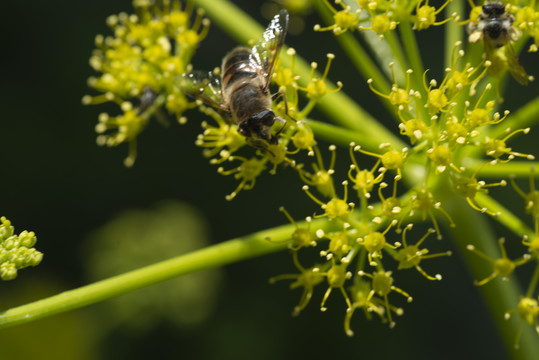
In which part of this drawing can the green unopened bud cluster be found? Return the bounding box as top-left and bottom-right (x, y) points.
(0, 216), (43, 281)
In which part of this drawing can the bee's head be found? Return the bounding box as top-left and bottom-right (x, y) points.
(481, 2), (505, 18)
(239, 110), (276, 142)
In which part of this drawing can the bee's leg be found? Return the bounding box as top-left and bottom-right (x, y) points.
(270, 89), (298, 143)
(272, 116), (287, 142)
(272, 89), (296, 122)
(271, 90), (283, 101)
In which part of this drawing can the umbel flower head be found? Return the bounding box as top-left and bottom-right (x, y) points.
(269, 0), (538, 340)
(84, 0), (539, 347)
(0, 217), (43, 281)
(83, 0), (209, 166)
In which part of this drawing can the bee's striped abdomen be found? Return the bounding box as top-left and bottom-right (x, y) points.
(221, 47), (258, 92)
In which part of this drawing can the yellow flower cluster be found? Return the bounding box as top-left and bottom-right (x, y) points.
(83, 0), (539, 342)
(83, 0), (208, 166)
(195, 47), (339, 200)
(314, 0), (455, 39)
(270, 0), (538, 338)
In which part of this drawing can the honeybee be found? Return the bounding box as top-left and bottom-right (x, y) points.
(467, 1), (530, 85)
(182, 9), (290, 145)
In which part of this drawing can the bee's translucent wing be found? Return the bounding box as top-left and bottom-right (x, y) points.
(483, 37), (530, 85)
(249, 9), (289, 90)
(504, 43), (530, 85)
(180, 70), (227, 111)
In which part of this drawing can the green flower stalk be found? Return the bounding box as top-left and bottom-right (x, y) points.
(3, 0), (539, 359)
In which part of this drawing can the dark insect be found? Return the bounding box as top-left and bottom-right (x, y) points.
(138, 86), (158, 115)
(182, 9), (290, 145)
(467, 1), (530, 85)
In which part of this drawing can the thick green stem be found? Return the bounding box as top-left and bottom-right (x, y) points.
(398, 21), (425, 96)
(464, 160), (539, 179)
(439, 187), (539, 360)
(384, 30), (409, 81)
(306, 118), (406, 150)
(398, 20), (429, 123)
(0, 219), (338, 329)
(474, 193), (534, 238)
(444, 0), (464, 69)
(527, 263), (539, 298)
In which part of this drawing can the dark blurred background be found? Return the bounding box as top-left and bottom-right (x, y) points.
(0, 1), (538, 359)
